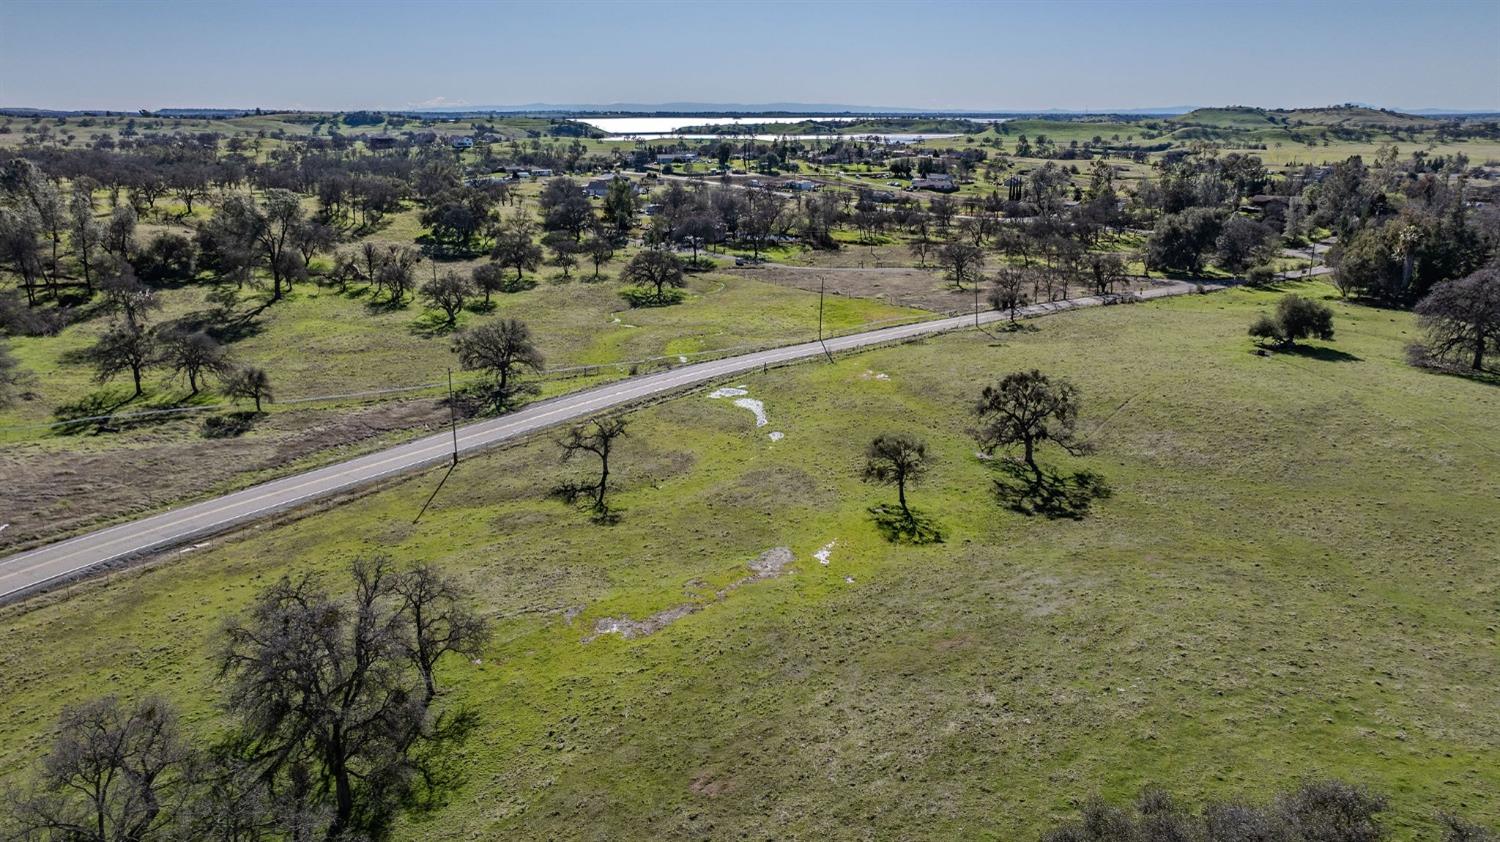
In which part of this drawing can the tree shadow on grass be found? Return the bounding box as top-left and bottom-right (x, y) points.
(1410, 358), (1500, 388)
(408, 310), (460, 338)
(868, 505), (944, 545)
(200, 410), (262, 438)
(50, 388), (193, 436)
(364, 296), (410, 315)
(991, 459), (1112, 520)
(552, 482), (622, 525)
(994, 320), (1040, 333)
(1282, 344), (1361, 363)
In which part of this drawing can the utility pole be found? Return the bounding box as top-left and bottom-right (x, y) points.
(416, 368), (460, 524)
(447, 368), (458, 466)
(817, 276), (833, 363)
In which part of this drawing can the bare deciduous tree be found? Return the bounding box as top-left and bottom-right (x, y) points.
(555, 416), (629, 521)
(217, 558), (488, 840)
(223, 365), (272, 412)
(989, 266), (1031, 322)
(420, 271), (472, 327)
(163, 329), (230, 396)
(1414, 262), (1500, 371)
(6, 696), (194, 842)
(937, 241), (985, 291)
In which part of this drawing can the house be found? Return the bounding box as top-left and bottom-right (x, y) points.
(533, 168), (554, 177)
(912, 173), (958, 193)
(783, 179), (816, 191)
(1246, 194), (1289, 217)
(584, 175), (628, 198)
(450, 136), (474, 150)
(656, 152), (699, 164)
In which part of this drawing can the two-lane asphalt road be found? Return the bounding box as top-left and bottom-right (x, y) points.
(0, 280), (1211, 603)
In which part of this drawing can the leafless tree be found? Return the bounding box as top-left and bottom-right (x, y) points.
(938, 241), (985, 291)
(989, 266), (1031, 322)
(5, 696), (194, 841)
(1414, 262), (1499, 370)
(217, 558), (488, 840)
(556, 416), (629, 521)
(163, 329), (231, 396)
(223, 365), (272, 412)
(420, 271), (472, 327)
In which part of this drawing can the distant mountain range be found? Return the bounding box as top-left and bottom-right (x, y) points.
(404, 102), (1203, 116)
(401, 101), (1497, 117)
(3, 102), (1495, 119)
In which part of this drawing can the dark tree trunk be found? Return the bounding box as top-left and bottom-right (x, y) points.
(596, 455), (610, 512)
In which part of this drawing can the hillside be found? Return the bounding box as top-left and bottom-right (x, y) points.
(1172, 105), (1442, 130)
(3, 281), (1495, 839)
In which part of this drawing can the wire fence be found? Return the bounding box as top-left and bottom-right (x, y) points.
(0, 312), (939, 433)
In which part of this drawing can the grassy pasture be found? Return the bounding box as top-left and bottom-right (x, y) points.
(1, 281), (1494, 839)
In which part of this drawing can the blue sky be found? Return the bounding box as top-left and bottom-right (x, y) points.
(2, 0), (1497, 112)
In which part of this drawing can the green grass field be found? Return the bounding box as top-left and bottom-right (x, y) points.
(0, 265), (922, 437)
(2, 280), (1494, 839)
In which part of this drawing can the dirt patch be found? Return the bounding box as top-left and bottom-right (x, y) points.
(689, 771), (736, 798)
(585, 546), (794, 642)
(0, 398), (450, 552)
(705, 466), (831, 511)
(744, 546), (794, 579)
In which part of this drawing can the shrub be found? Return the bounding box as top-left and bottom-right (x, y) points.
(1249, 294), (1334, 348)
(1042, 779), (1397, 842)
(1246, 263), (1277, 286)
(620, 285), (686, 308)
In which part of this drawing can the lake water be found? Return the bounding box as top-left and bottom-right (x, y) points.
(673, 132), (960, 142)
(578, 116), (861, 135)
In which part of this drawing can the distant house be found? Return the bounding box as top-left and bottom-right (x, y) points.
(533, 168), (554, 177)
(1246, 194), (1289, 218)
(367, 134), (398, 150)
(912, 174), (958, 193)
(584, 175), (630, 198)
(656, 152), (699, 164)
(450, 136), (474, 150)
(783, 179), (816, 191)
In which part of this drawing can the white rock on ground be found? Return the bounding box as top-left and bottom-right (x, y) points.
(815, 541), (835, 565)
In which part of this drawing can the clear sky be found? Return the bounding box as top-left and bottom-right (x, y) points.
(2, 0), (1497, 112)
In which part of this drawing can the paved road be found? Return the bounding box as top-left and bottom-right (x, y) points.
(0, 280), (1214, 603)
